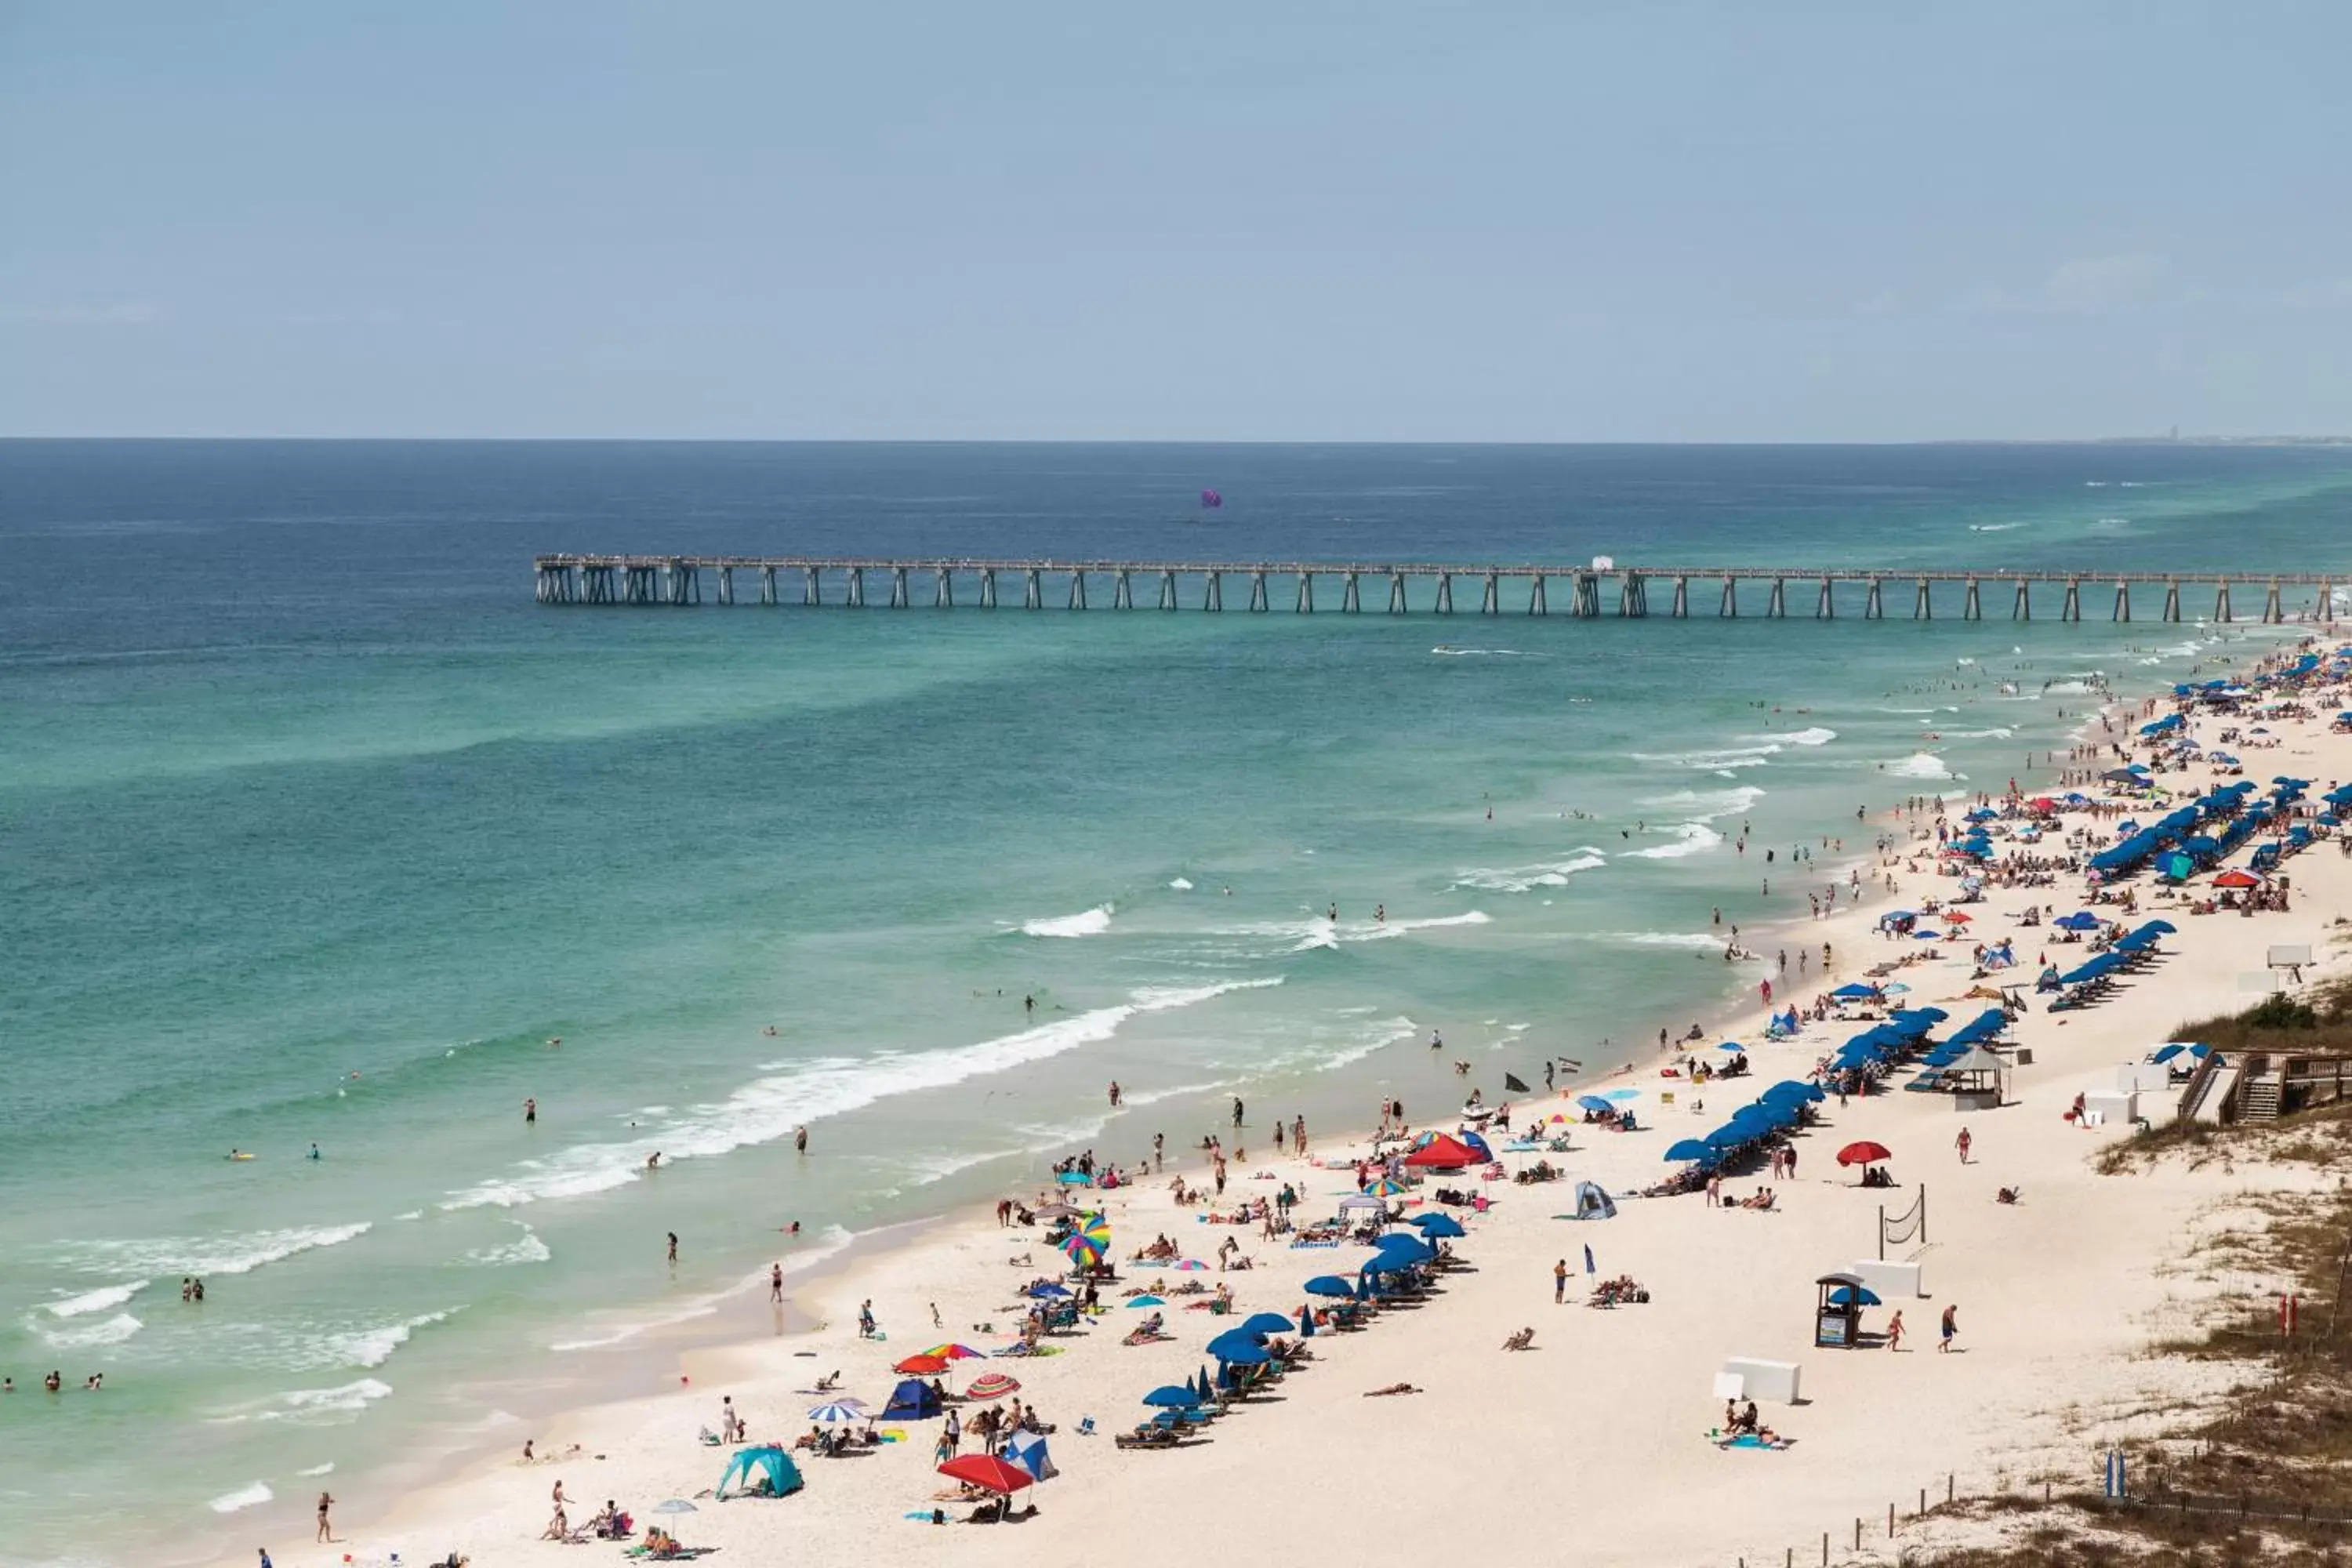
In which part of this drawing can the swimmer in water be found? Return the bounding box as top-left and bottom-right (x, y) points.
(307, 1143), (321, 1161)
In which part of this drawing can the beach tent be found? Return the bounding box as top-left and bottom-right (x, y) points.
(880, 1378), (942, 1419)
(1402, 1134), (1479, 1169)
(1003, 1431), (1058, 1483)
(715, 1445), (804, 1501)
(1455, 1131), (1497, 1163)
(1562, 1181), (1617, 1221)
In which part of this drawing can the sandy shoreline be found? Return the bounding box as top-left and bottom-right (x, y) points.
(234, 637), (2352, 1568)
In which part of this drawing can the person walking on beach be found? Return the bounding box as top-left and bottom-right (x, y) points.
(931, 1301), (943, 1330)
(770, 1262), (784, 1302)
(1152, 1131), (1164, 1172)
(1939, 1303), (1958, 1352)
(793, 1124), (808, 1154)
(316, 1490), (336, 1543)
(1108, 1080), (1121, 1107)
(1232, 1096), (1245, 1130)
(1292, 1115), (1306, 1157)
(858, 1299), (877, 1338)
(1553, 1258), (1567, 1305)
(1955, 1127), (1973, 1165)
(1886, 1309), (1906, 1351)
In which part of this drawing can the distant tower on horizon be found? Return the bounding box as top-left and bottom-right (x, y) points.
(2169, 424), (2180, 441)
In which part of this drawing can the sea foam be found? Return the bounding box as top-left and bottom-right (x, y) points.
(1622, 823), (1725, 859)
(73, 1223), (372, 1279)
(36, 1311), (143, 1349)
(1450, 851), (1608, 893)
(45, 1279), (145, 1317)
(445, 978), (1282, 1211)
(209, 1483), (274, 1513)
(1019, 905), (1112, 938)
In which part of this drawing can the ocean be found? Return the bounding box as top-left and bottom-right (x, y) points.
(3, 439), (2347, 1563)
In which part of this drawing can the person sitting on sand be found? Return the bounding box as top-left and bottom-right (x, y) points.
(1364, 1382), (1421, 1396)
(1501, 1327), (1536, 1351)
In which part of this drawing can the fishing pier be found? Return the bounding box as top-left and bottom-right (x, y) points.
(534, 557), (2339, 625)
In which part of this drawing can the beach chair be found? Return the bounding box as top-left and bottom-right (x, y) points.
(1076, 1416), (1096, 1436)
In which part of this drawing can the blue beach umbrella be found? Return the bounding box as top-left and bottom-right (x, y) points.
(1303, 1276), (1356, 1299)
(1027, 1281), (1071, 1298)
(1125, 1294), (1165, 1308)
(1828, 1284), (1882, 1307)
(1372, 1236), (1436, 1265)
(1664, 1138), (1714, 1163)
(1412, 1214), (1466, 1239)
(1210, 1339), (1272, 1367)
(1142, 1385), (1201, 1408)
(1238, 1312), (1296, 1338)
(1575, 1094), (1613, 1114)
(1205, 1328), (1264, 1360)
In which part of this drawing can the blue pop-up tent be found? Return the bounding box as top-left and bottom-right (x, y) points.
(716, 1444), (805, 1500)
(880, 1377), (942, 1419)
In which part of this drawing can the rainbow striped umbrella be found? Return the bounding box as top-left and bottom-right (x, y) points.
(1062, 1212), (1111, 1265)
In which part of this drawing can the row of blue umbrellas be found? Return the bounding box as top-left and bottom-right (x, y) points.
(1664, 1078), (1825, 1166)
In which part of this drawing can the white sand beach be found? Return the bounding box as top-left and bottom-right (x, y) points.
(249, 644), (2352, 1568)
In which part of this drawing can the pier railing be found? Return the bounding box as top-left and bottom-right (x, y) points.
(533, 554), (2341, 624)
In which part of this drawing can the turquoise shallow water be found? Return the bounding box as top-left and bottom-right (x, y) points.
(2, 440), (2347, 1563)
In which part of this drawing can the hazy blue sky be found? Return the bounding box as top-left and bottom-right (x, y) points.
(3, 4), (2348, 440)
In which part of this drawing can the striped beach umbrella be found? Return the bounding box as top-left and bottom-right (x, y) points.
(964, 1372), (1022, 1400)
(807, 1399), (868, 1423)
(1061, 1212), (1111, 1265)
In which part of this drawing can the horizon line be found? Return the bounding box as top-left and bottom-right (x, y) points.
(5, 434), (2350, 448)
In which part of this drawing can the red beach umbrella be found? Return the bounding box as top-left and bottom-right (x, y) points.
(937, 1454), (1034, 1494)
(2214, 869), (2262, 890)
(894, 1353), (950, 1376)
(1835, 1141), (1893, 1167)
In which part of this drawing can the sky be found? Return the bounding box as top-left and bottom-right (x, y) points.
(2, 2), (2349, 441)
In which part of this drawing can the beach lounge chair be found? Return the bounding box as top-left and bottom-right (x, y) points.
(1115, 1425), (1185, 1450)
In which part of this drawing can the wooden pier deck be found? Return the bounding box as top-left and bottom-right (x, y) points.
(533, 555), (2342, 624)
